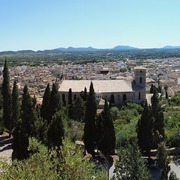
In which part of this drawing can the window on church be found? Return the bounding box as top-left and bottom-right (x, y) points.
(74, 94), (77, 100)
(139, 92), (141, 100)
(140, 77), (142, 84)
(62, 94), (66, 105)
(123, 94), (126, 102)
(110, 94), (115, 104)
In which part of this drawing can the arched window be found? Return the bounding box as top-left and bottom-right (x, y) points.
(74, 94), (77, 100)
(62, 94), (66, 106)
(123, 94), (126, 102)
(139, 92), (141, 100)
(110, 94), (115, 103)
(140, 77), (142, 84)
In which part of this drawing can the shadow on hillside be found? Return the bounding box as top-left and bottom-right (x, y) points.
(0, 144), (12, 152)
(0, 135), (13, 148)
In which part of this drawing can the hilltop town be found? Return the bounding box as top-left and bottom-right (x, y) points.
(0, 57), (179, 104)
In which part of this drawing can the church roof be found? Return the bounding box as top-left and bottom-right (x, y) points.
(134, 66), (146, 70)
(59, 80), (137, 93)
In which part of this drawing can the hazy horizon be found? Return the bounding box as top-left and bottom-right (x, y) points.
(1, 0), (180, 51)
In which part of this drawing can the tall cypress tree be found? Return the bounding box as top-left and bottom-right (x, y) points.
(0, 91), (3, 132)
(98, 100), (115, 155)
(47, 110), (65, 149)
(11, 81), (20, 132)
(80, 87), (88, 102)
(21, 85), (35, 136)
(157, 142), (170, 180)
(72, 96), (85, 121)
(41, 83), (50, 120)
(137, 100), (153, 156)
(84, 82), (97, 157)
(68, 88), (72, 119)
(151, 90), (165, 145)
(164, 85), (168, 99)
(2, 60), (12, 132)
(12, 119), (29, 160)
(48, 83), (61, 124)
(150, 84), (155, 93)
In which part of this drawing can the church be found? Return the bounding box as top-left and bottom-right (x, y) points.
(59, 66), (146, 107)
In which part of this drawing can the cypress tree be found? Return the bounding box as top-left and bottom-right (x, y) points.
(95, 114), (103, 148)
(48, 83), (61, 124)
(12, 119), (29, 160)
(68, 88), (72, 119)
(0, 91), (3, 133)
(47, 110), (65, 148)
(151, 90), (165, 145)
(98, 100), (115, 155)
(150, 84), (155, 93)
(164, 85), (168, 99)
(40, 83), (50, 120)
(151, 89), (159, 113)
(83, 87), (88, 101)
(137, 100), (153, 156)
(157, 142), (170, 180)
(71, 96), (85, 121)
(84, 82), (97, 157)
(11, 81), (20, 132)
(21, 85), (35, 136)
(2, 60), (12, 132)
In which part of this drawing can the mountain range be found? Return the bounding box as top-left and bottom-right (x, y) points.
(46, 45), (180, 52)
(1, 45), (180, 53)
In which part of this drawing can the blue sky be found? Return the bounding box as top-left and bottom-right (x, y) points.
(0, 0), (180, 51)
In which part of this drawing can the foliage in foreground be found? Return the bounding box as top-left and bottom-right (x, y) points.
(0, 138), (106, 180)
(113, 139), (149, 180)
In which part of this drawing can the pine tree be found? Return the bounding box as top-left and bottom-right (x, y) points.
(84, 82), (97, 157)
(98, 100), (115, 155)
(21, 85), (36, 136)
(48, 83), (61, 124)
(2, 60), (12, 133)
(12, 119), (29, 160)
(137, 101), (153, 156)
(11, 81), (20, 132)
(40, 83), (50, 120)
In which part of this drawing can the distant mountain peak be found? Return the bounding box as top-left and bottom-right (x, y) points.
(162, 45), (180, 49)
(113, 45), (138, 50)
(55, 46), (96, 52)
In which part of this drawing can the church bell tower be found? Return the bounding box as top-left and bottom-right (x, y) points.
(134, 66), (146, 88)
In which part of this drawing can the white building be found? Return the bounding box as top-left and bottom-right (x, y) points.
(59, 66), (146, 107)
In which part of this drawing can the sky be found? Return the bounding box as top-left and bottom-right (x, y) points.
(0, 0), (180, 51)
